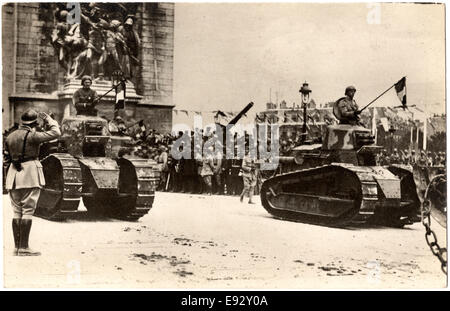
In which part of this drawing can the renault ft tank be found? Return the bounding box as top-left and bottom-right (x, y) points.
(260, 124), (421, 227)
(35, 115), (159, 221)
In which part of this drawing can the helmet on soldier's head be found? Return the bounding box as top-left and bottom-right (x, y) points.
(81, 75), (92, 85)
(345, 86), (356, 94)
(21, 109), (38, 125)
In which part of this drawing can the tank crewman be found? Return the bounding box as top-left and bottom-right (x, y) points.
(240, 154), (257, 204)
(4, 110), (61, 256)
(73, 75), (99, 116)
(334, 86), (361, 126)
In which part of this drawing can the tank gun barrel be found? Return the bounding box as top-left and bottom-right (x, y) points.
(227, 102), (254, 127)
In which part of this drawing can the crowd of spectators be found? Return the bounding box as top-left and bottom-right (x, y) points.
(376, 148), (446, 167)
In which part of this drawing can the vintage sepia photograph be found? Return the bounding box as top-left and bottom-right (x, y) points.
(1, 1), (447, 291)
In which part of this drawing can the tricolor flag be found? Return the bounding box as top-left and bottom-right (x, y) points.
(394, 76), (406, 106)
(115, 80), (126, 110)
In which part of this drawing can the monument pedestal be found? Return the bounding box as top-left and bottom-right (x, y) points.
(58, 79), (143, 119)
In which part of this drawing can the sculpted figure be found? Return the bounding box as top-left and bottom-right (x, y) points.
(118, 15), (140, 81)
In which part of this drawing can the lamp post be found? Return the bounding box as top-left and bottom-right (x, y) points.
(299, 82), (311, 144)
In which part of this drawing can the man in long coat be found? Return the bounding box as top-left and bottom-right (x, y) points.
(5, 109), (61, 256)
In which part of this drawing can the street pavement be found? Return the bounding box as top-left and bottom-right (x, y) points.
(2, 192), (447, 289)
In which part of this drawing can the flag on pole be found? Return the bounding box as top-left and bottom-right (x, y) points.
(394, 77), (406, 106)
(115, 80), (126, 110)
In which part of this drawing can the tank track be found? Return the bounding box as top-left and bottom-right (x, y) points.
(36, 153), (82, 220)
(36, 155), (159, 221)
(110, 157), (159, 221)
(261, 164), (419, 227)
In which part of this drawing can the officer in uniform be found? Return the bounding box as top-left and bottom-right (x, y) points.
(5, 109), (61, 256)
(73, 75), (99, 116)
(333, 86), (361, 125)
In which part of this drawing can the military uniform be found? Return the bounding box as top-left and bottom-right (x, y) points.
(73, 76), (99, 116)
(334, 96), (360, 125)
(200, 156), (214, 195)
(73, 88), (99, 116)
(390, 150), (401, 164)
(240, 155), (257, 204)
(212, 157), (223, 195)
(157, 147), (169, 191)
(5, 111), (60, 256)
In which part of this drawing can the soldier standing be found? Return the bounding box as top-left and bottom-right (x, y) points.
(73, 75), (99, 116)
(334, 86), (361, 125)
(5, 110), (61, 256)
(212, 155), (223, 195)
(157, 145), (169, 191)
(200, 151), (215, 195)
(240, 154), (257, 204)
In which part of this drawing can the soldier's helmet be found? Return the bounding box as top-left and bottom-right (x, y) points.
(21, 109), (38, 125)
(81, 75), (92, 85)
(345, 85), (356, 94)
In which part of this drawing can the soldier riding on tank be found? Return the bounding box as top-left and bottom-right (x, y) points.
(73, 75), (99, 116)
(333, 86), (362, 126)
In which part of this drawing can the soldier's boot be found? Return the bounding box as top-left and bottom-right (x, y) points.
(239, 189), (244, 202)
(18, 219), (41, 256)
(12, 219), (21, 256)
(248, 190), (256, 204)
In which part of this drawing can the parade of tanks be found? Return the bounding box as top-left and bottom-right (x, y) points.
(1, 2), (447, 292)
